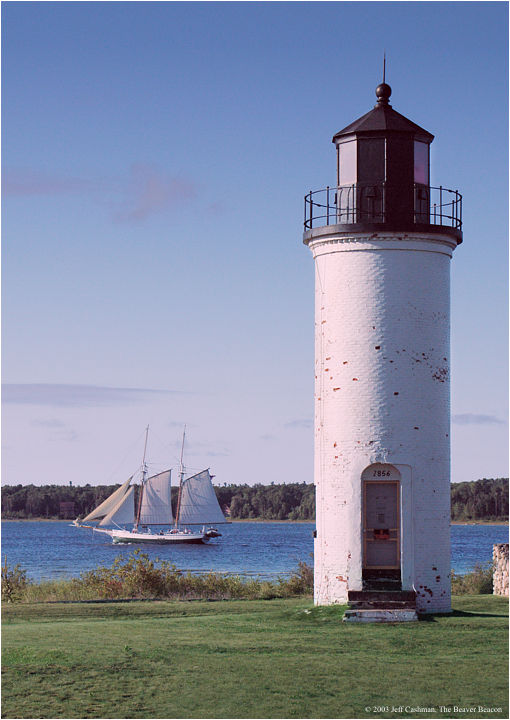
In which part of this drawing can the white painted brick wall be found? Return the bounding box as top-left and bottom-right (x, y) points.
(308, 232), (458, 613)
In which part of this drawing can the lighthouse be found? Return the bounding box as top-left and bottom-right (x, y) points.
(304, 81), (462, 616)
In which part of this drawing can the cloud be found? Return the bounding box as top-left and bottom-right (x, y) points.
(163, 436), (229, 458)
(112, 164), (197, 223)
(2, 384), (181, 408)
(204, 201), (225, 216)
(284, 419), (313, 429)
(29, 417), (78, 442)
(452, 413), (506, 426)
(2, 168), (94, 196)
(31, 418), (66, 428)
(48, 429), (79, 443)
(3, 164), (198, 223)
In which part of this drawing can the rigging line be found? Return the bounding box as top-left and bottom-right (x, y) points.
(102, 427), (151, 485)
(146, 426), (186, 466)
(134, 425), (149, 529)
(175, 426), (187, 528)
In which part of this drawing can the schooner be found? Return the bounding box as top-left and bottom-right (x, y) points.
(73, 427), (226, 544)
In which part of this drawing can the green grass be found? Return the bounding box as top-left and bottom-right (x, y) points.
(2, 596), (508, 719)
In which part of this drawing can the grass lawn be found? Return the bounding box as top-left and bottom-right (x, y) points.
(2, 595), (508, 719)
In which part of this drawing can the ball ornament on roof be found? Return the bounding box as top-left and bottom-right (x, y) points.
(375, 82), (392, 104)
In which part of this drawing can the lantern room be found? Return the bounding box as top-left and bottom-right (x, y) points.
(304, 84), (462, 244)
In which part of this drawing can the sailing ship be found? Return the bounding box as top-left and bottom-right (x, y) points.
(73, 428), (227, 544)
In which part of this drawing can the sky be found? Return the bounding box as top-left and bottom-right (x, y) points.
(2, 1), (508, 488)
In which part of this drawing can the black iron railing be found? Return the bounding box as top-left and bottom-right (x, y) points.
(304, 183), (462, 232)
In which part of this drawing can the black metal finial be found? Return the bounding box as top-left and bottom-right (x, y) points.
(376, 54), (391, 105)
(375, 51), (391, 107)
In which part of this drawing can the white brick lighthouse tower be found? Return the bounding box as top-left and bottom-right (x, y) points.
(304, 82), (462, 615)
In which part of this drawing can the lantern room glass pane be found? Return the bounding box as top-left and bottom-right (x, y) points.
(358, 138), (385, 183)
(414, 141), (429, 185)
(339, 140), (357, 185)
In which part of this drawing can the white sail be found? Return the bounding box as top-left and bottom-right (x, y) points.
(139, 470), (173, 525)
(178, 469), (226, 525)
(82, 477), (132, 523)
(99, 486), (135, 526)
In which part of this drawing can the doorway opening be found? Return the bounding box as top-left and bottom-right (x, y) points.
(362, 464), (401, 591)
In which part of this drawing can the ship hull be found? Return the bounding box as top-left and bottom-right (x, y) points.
(90, 526), (214, 544)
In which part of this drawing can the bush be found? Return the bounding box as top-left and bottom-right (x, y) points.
(7, 553), (496, 603)
(1, 558), (31, 602)
(278, 561), (314, 597)
(1, 551), (315, 603)
(451, 562), (494, 595)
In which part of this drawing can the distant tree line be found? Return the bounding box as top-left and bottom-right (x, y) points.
(1, 478), (508, 522)
(450, 478), (508, 522)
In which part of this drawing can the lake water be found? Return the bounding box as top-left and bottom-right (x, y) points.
(1, 521), (508, 582)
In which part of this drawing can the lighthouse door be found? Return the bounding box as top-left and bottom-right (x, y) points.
(362, 465), (401, 583)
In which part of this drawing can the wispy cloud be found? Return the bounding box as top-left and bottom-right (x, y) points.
(31, 418), (66, 428)
(204, 201), (225, 216)
(284, 419), (313, 429)
(48, 429), (79, 443)
(3, 164), (198, 223)
(204, 449), (230, 457)
(452, 413), (506, 426)
(2, 384), (182, 408)
(2, 168), (94, 196)
(163, 436), (229, 458)
(30, 418), (78, 442)
(111, 164), (196, 223)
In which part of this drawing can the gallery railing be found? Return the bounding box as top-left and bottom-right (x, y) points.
(303, 183), (462, 232)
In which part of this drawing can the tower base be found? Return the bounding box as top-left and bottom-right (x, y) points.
(343, 609), (418, 623)
(343, 589), (418, 622)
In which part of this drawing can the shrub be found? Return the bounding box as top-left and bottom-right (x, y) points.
(4, 552), (500, 603)
(1, 551), (315, 603)
(280, 561), (314, 596)
(451, 562), (494, 595)
(1, 558), (31, 602)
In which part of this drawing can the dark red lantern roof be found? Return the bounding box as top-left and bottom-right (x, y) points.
(332, 84), (434, 143)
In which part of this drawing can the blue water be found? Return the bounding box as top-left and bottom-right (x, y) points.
(1, 521), (507, 582)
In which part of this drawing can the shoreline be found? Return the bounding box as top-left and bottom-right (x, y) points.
(2, 517), (508, 527)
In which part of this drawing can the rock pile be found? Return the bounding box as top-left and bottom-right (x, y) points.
(493, 543), (509, 596)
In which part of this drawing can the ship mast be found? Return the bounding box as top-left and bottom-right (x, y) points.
(174, 426), (186, 528)
(134, 425), (149, 530)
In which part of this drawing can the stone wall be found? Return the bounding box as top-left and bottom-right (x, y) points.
(493, 543), (509, 596)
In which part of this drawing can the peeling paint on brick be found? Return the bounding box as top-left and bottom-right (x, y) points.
(309, 232), (456, 611)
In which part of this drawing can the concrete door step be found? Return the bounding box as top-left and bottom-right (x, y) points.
(348, 600), (417, 610)
(348, 590), (416, 602)
(343, 608), (419, 623)
(363, 582), (403, 592)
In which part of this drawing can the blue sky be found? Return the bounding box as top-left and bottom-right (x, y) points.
(2, 1), (508, 487)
